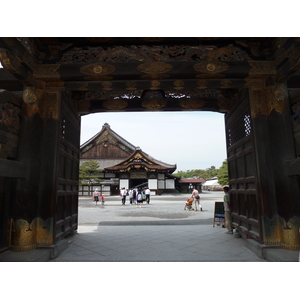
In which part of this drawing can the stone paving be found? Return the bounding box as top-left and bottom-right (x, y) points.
(53, 192), (263, 262)
(52, 224), (264, 262)
(77, 192), (219, 226)
(1, 192), (299, 262)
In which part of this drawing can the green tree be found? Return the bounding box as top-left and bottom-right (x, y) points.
(216, 160), (229, 186)
(79, 160), (103, 185)
(174, 162), (228, 183)
(205, 166), (218, 179)
(174, 166), (217, 180)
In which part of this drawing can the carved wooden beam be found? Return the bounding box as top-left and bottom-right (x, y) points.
(32, 60), (269, 94)
(34, 60), (253, 82)
(63, 78), (247, 92)
(275, 39), (300, 84)
(0, 38), (39, 69)
(0, 48), (33, 85)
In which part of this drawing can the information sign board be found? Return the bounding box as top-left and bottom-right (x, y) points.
(213, 201), (225, 227)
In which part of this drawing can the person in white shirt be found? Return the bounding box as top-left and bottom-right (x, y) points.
(129, 189), (134, 205)
(145, 187), (151, 204)
(120, 187), (127, 205)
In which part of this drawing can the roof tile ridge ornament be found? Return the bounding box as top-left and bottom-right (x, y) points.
(80, 122), (110, 149)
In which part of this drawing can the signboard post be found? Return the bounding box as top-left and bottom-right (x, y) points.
(213, 201), (225, 227)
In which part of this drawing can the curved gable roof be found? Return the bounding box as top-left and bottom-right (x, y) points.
(104, 148), (176, 173)
(81, 123), (176, 173)
(80, 122), (136, 156)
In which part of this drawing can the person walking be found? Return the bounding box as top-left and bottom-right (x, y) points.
(223, 186), (233, 234)
(120, 187), (127, 205)
(132, 187), (137, 204)
(141, 188), (146, 204)
(145, 187), (151, 204)
(93, 188), (100, 206)
(191, 188), (202, 211)
(136, 189), (143, 208)
(129, 188), (134, 205)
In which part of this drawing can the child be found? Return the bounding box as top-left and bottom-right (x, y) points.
(136, 190), (143, 208)
(184, 198), (194, 210)
(101, 195), (105, 205)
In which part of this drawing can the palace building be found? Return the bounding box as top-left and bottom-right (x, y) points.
(80, 123), (178, 195)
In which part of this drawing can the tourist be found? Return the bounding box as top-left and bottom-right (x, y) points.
(223, 186), (233, 234)
(191, 188), (202, 211)
(145, 187), (151, 204)
(129, 188), (134, 205)
(142, 188), (146, 204)
(93, 188), (100, 206)
(132, 187), (137, 204)
(120, 187), (127, 205)
(136, 189), (143, 207)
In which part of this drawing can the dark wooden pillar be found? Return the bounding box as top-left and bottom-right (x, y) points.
(249, 82), (300, 250)
(0, 91), (23, 250)
(11, 87), (61, 251)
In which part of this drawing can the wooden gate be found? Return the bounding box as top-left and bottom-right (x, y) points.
(225, 93), (263, 243)
(54, 95), (80, 242)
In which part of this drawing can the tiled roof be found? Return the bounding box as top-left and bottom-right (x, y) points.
(81, 123), (176, 172)
(104, 148), (176, 173)
(80, 158), (125, 169)
(80, 122), (136, 151)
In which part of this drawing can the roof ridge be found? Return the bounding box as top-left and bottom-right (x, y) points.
(80, 122), (136, 150)
(107, 125), (136, 150)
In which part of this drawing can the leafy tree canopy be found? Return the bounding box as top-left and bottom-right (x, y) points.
(216, 160), (229, 186)
(174, 165), (219, 180)
(79, 160), (103, 185)
(174, 160), (228, 185)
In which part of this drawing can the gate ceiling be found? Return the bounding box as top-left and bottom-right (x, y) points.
(1, 37), (299, 115)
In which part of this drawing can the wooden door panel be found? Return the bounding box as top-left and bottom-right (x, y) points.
(225, 95), (262, 243)
(54, 97), (80, 242)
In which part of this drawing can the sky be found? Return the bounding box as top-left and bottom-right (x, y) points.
(80, 111), (227, 172)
